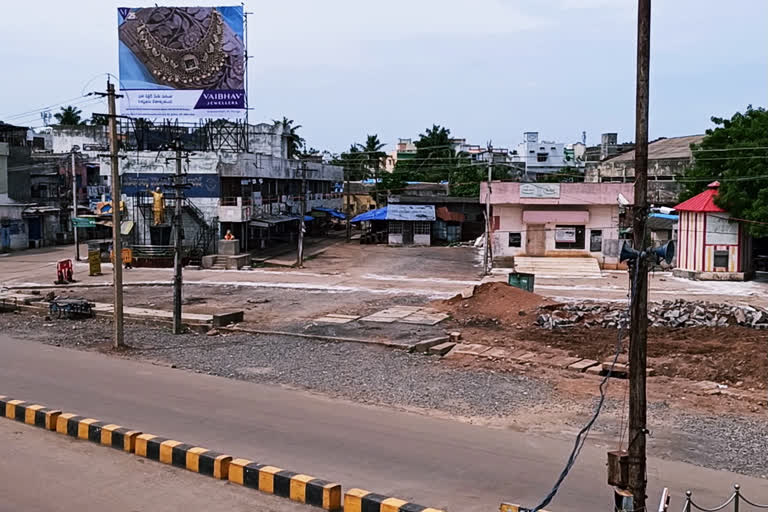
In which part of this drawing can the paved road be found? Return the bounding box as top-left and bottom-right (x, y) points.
(0, 419), (307, 512)
(0, 334), (765, 512)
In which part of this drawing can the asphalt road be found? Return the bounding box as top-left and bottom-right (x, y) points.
(0, 334), (765, 512)
(0, 419), (309, 512)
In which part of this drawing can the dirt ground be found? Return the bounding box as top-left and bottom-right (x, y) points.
(435, 283), (768, 390)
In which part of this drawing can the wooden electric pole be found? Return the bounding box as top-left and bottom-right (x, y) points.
(106, 80), (124, 349)
(628, 0), (651, 510)
(297, 161), (306, 267)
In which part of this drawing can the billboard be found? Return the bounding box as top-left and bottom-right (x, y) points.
(117, 6), (245, 121)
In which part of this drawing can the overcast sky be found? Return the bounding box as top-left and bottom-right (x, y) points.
(0, 0), (765, 152)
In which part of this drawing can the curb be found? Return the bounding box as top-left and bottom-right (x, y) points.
(0, 394), (445, 512)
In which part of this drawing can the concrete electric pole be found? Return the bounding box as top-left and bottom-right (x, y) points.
(345, 169), (352, 243)
(628, 0), (651, 510)
(105, 80), (125, 349)
(170, 139), (185, 334)
(71, 150), (80, 261)
(297, 160), (307, 267)
(483, 144), (493, 275)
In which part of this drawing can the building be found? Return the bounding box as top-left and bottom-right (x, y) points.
(388, 183), (484, 242)
(344, 181), (377, 216)
(98, 121), (344, 258)
(480, 181), (634, 269)
(585, 134), (704, 206)
(673, 182), (753, 281)
(509, 132), (582, 178)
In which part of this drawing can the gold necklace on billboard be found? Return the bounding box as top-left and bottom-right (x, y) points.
(136, 9), (226, 87)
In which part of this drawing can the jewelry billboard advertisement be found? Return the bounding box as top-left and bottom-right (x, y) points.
(118, 6), (245, 121)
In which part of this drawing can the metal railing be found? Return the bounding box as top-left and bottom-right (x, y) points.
(683, 485), (768, 512)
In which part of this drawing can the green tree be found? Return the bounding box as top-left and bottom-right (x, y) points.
(682, 106), (768, 236)
(273, 116), (305, 159)
(394, 124), (455, 183)
(357, 134), (387, 205)
(537, 167), (584, 183)
(54, 105), (86, 126)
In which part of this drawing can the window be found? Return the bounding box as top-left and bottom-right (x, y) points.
(529, 150), (535, 154)
(713, 250), (729, 269)
(590, 230), (603, 252)
(414, 221), (431, 235)
(389, 221), (403, 234)
(551, 146), (556, 150)
(537, 153), (548, 162)
(508, 232), (522, 247)
(554, 225), (586, 250)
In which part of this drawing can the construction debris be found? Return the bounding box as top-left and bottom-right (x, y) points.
(536, 300), (768, 330)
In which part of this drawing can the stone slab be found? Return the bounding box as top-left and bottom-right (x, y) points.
(212, 311), (244, 327)
(547, 356), (583, 369)
(399, 313), (449, 326)
(428, 342), (456, 356)
(452, 343), (492, 356)
(480, 347), (512, 360)
(568, 359), (600, 372)
(514, 351), (537, 361)
(586, 365), (604, 376)
(359, 314), (398, 323)
(324, 314), (360, 320)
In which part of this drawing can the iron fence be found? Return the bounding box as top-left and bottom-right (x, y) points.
(683, 485), (768, 512)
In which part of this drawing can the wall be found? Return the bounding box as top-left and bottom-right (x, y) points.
(0, 204), (28, 250)
(490, 203), (621, 265)
(585, 158), (692, 205)
(481, 181), (634, 206)
(678, 211), (744, 273)
(247, 123), (286, 158)
(52, 126), (109, 159)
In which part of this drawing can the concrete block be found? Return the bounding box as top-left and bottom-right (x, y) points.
(428, 342), (456, 356)
(225, 254), (251, 270)
(514, 351), (537, 362)
(603, 362), (629, 377)
(586, 365), (604, 376)
(219, 239), (239, 256)
(410, 336), (449, 354)
(568, 359), (600, 372)
(201, 255), (215, 269)
(212, 311), (244, 327)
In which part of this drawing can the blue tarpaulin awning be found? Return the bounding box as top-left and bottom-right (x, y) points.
(312, 207), (346, 219)
(350, 207), (388, 223)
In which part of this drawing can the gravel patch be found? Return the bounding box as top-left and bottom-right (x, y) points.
(0, 313), (552, 418)
(2, 311), (766, 479)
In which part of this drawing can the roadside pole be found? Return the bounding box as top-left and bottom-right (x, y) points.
(71, 150), (80, 261)
(297, 160), (306, 267)
(172, 140), (184, 335)
(483, 144), (493, 275)
(628, 0), (651, 510)
(345, 169), (351, 242)
(106, 80), (124, 349)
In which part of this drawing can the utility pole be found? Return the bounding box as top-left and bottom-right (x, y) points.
(483, 144), (493, 275)
(345, 168), (352, 242)
(628, 1), (651, 511)
(71, 150), (80, 261)
(297, 161), (306, 267)
(106, 80), (124, 349)
(171, 139), (184, 334)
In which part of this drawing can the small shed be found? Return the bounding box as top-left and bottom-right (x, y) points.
(387, 204), (435, 246)
(673, 181), (752, 280)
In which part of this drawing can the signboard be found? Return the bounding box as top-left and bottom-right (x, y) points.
(88, 250), (102, 276)
(520, 183), (560, 199)
(118, 6), (245, 121)
(706, 213), (738, 245)
(555, 227), (576, 243)
(121, 173), (220, 197)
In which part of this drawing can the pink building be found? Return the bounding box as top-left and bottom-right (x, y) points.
(480, 182), (634, 269)
(673, 182), (753, 280)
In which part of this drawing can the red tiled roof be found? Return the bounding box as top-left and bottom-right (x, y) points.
(674, 181), (725, 212)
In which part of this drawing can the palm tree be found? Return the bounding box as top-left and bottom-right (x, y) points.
(54, 105), (86, 126)
(356, 134), (387, 206)
(273, 116), (305, 159)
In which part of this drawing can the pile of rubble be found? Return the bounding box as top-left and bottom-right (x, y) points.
(536, 300), (768, 330)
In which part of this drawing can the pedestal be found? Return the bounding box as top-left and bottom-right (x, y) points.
(150, 225), (172, 245)
(219, 239), (239, 256)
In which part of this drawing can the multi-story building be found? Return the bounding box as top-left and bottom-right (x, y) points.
(509, 132), (583, 178)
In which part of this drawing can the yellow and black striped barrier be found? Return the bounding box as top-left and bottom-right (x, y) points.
(1, 394), (445, 512)
(229, 458), (342, 511)
(134, 434), (232, 480)
(344, 488), (445, 512)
